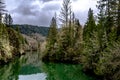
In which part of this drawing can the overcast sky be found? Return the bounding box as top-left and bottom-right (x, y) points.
(5, 0), (97, 27)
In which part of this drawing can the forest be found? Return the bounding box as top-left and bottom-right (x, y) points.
(0, 0), (120, 80)
(12, 25), (49, 36)
(42, 0), (120, 80)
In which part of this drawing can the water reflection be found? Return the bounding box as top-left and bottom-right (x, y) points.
(0, 51), (46, 80)
(0, 51), (95, 80)
(0, 57), (22, 80)
(42, 63), (94, 80)
(19, 73), (46, 80)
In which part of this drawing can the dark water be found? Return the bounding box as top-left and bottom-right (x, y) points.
(0, 52), (95, 80)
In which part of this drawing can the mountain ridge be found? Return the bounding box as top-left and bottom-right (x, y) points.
(12, 24), (49, 36)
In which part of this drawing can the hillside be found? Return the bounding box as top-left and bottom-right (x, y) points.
(11, 24), (48, 51)
(0, 24), (25, 63)
(12, 24), (49, 36)
(22, 33), (46, 51)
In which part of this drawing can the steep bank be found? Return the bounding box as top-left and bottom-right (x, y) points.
(22, 33), (46, 51)
(11, 24), (48, 51)
(0, 24), (25, 63)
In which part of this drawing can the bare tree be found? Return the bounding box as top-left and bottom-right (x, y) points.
(59, 0), (72, 27)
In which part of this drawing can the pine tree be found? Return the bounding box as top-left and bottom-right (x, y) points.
(4, 13), (13, 26)
(83, 8), (100, 70)
(97, 0), (119, 39)
(97, 0), (116, 30)
(83, 8), (96, 42)
(8, 14), (13, 25)
(43, 0), (83, 62)
(74, 19), (83, 56)
(47, 17), (57, 47)
(44, 16), (58, 60)
(4, 13), (9, 25)
(117, 0), (120, 36)
(97, 1), (108, 50)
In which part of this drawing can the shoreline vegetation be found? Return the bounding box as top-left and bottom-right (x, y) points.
(41, 0), (120, 80)
(0, 24), (26, 64)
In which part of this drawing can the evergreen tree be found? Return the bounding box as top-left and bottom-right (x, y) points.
(4, 13), (9, 25)
(74, 19), (83, 56)
(82, 1), (120, 79)
(97, 0), (118, 38)
(97, 0), (118, 41)
(8, 14), (13, 25)
(0, 0), (6, 23)
(117, 0), (120, 36)
(83, 8), (96, 42)
(97, 1), (108, 50)
(4, 13), (13, 26)
(43, 0), (83, 62)
(56, 0), (73, 61)
(83, 8), (100, 71)
(44, 16), (58, 60)
(47, 17), (57, 47)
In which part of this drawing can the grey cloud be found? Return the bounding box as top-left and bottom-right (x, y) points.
(40, 0), (55, 2)
(14, 6), (36, 16)
(37, 12), (53, 26)
(13, 8), (54, 26)
(6, 0), (97, 27)
(42, 2), (61, 11)
(12, 0), (38, 16)
(10, 0), (59, 26)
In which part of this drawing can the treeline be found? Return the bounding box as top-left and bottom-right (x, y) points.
(12, 25), (49, 36)
(42, 0), (120, 80)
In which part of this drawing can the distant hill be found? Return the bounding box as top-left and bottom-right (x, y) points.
(12, 24), (49, 36)
(11, 24), (49, 51)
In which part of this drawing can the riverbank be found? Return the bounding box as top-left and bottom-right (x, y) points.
(0, 24), (26, 63)
(0, 51), (96, 80)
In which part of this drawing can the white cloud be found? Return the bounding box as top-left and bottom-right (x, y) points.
(71, 0), (98, 25)
(42, 1), (62, 11)
(72, 0), (97, 12)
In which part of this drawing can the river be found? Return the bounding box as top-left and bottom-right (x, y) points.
(0, 51), (95, 80)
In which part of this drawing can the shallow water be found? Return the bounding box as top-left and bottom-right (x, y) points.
(0, 51), (95, 80)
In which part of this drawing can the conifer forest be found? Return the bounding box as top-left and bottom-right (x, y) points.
(0, 0), (120, 80)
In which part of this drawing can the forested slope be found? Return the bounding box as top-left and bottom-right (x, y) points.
(0, 24), (25, 63)
(12, 24), (49, 36)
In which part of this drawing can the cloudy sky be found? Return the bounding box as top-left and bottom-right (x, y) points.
(5, 0), (97, 27)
